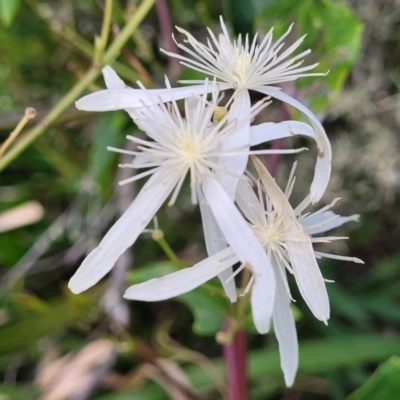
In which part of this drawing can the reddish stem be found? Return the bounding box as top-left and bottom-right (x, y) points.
(155, 0), (181, 80)
(223, 321), (248, 400)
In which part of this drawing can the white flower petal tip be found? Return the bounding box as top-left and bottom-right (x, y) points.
(68, 167), (180, 294)
(102, 66), (127, 89)
(250, 156), (330, 323)
(202, 175), (276, 332)
(123, 247), (238, 301)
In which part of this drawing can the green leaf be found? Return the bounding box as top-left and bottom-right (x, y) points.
(0, 384), (38, 400)
(0, 294), (92, 355)
(0, 0), (20, 27)
(178, 287), (226, 336)
(87, 113), (127, 199)
(348, 357), (400, 400)
(96, 334), (400, 399)
(128, 262), (227, 336)
(226, 0), (255, 36)
(255, 0), (362, 111)
(188, 334), (400, 389)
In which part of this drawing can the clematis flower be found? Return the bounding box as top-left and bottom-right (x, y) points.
(76, 17), (331, 203)
(69, 81), (310, 332)
(124, 156), (362, 386)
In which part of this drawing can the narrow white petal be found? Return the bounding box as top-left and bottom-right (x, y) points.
(217, 89), (251, 200)
(235, 178), (265, 226)
(76, 85), (209, 111)
(102, 66), (126, 89)
(255, 87), (332, 203)
(202, 175), (276, 333)
(124, 247), (238, 300)
(302, 211), (360, 235)
(272, 265), (298, 387)
(250, 120), (316, 146)
(68, 167), (180, 294)
(252, 156), (329, 323)
(198, 187), (237, 302)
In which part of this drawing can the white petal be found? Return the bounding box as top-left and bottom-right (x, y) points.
(76, 85), (209, 112)
(202, 175), (276, 333)
(217, 89), (251, 200)
(102, 66), (126, 89)
(250, 120), (317, 146)
(198, 186), (237, 302)
(255, 87), (332, 203)
(124, 247), (237, 300)
(252, 156), (329, 323)
(302, 211), (360, 235)
(68, 167), (180, 294)
(235, 178), (265, 226)
(272, 265), (298, 387)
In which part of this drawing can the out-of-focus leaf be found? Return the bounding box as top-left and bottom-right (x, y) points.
(0, 293), (93, 355)
(0, 384), (37, 400)
(128, 262), (227, 336)
(255, 0), (362, 111)
(178, 287), (226, 336)
(328, 285), (370, 328)
(95, 384), (166, 400)
(187, 335), (400, 389)
(226, 0), (255, 36)
(87, 113), (128, 199)
(0, 0), (20, 27)
(347, 357), (400, 400)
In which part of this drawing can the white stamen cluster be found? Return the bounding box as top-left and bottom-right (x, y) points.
(164, 18), (325, 89)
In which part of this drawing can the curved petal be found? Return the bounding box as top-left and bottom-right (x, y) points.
(252, 156), (329, 323)
(255, 87), (332, 203)
(272, 265), (298, 387)
(250, 120), (317, 146)
(76, 85), (210, 112)
(235, 178), (265, 226)
(217, 89), (251, 200)
(301, 211), (360, 235)
(124, 247), (237, 301)
(202, 174), (276, 334)
(102, 66), (126, 89)
(198, 187), (237, 303)
(68, 167), (180, 294)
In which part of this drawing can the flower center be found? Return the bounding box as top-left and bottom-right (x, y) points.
(251, 213), (286, 252)
(176, 131), (205, 164)
(234, 53), (252, 77)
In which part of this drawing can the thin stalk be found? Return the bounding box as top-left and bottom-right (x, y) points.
(155, 0), (181, 80)
(0, 108), (36, 159)
(152, 229), (185, 269)
(0, 0), (155, 173)
(94, 0), (113, 64)
(223, 320), (247, 400)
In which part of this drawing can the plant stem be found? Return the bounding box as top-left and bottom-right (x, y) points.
(223, 320), (248, 400)
(0, 108), (36, 159)
(152, 230), (185, 269)
(0, 0), (155, 173)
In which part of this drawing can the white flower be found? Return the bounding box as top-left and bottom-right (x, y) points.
(69, 81), (309, 332)
(124, 156), (362, 387)
(75, 18), (331, 203)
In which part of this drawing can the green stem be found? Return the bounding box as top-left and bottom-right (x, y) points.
(95, 0), (113, 64)
(0, 0), (155, 173)
(103, 0), (155, 65)
(152, 230), (185, 269)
